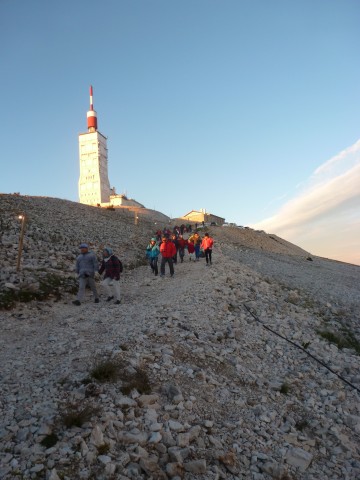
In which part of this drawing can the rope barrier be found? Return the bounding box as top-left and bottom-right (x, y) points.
(242, 303), (360, 395)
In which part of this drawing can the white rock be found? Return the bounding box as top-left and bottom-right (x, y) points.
(98, 455), (112, 464)
(148, 432), (162, 444)
(168, 420), (185, 432)
(184, 459), (207, 474)
(285, 447), (313, 471)
(90, 425), (104, 447)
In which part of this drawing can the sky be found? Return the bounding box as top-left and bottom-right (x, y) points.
(1, 0), (359, 265)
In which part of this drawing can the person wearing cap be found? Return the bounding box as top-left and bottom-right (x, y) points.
(73, 243), (99, 305)
(98, 247), (123, 304)
(146, 238), (160, 276)
(159, 236), (176, 277)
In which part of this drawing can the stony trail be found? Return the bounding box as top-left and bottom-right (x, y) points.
(1, 240), (360, 480)
(1, 194), (360, 479)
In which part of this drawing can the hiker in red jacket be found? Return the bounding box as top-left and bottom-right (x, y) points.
(201, 232), (214, 266)
(187, 238), (195, 261)
(160, 236), (176, 277)
(177, 234), (187, 263)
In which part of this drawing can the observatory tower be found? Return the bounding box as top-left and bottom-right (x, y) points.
(78, 86), (111, 205)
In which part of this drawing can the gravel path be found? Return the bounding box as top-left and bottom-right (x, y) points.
(1, 245), (360, 479)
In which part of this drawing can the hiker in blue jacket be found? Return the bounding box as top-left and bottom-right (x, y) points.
(146, 238), (160, 276)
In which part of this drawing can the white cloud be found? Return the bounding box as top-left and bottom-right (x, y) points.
(251, 139), (360, 265)
(314, 138), (360, 176)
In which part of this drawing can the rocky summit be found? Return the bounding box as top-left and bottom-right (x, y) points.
(0, 194), (360, 480)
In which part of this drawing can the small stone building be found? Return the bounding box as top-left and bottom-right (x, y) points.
(181, 209), (225, 225)
(109, 193), (144, 208)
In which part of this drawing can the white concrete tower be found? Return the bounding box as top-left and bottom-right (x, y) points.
(78, 86), (111, 205)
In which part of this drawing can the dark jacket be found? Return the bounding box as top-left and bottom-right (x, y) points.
(99, 255), (122, 280)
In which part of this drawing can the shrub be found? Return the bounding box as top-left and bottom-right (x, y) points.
(317, 328), (360, 355)
(60, 402), (100, 428)
(90, 359), (121, 383)
(90, 357), (151, 394)
(0, 273), (78, 310)
(280, 383), (290, 395)
(97, 443), (110, 455)
(120, 367), (151, 395)
(40, 433), (59, 448)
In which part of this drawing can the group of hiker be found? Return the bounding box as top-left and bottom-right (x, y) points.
(73, 228), (214, 305)
(146, 229), (214, 277)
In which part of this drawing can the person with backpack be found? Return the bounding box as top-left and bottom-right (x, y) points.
(189, 232), (202, 261)
(98, 247), (123, 304)
(146, 237), (160, 275)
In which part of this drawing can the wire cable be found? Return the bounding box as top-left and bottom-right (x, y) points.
(242, 303), (360, 395)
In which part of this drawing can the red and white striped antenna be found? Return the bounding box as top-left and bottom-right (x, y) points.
(89, 85), (94, 111)
(87, 85), (98, 132)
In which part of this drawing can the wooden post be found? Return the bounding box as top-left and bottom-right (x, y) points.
(16, 215), (26, 271)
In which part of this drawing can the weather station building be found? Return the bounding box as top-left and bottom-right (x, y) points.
(78, 86), (111, 205)
(78, 86), (143, 208)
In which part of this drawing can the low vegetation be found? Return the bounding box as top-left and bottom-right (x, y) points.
(120, 366), (152, 395)
(0, 273), (78, 310)
(60, 402), (100, 428)
(279, 383), (291, 395)
(40, 433), (59, 448)
(317, 327), (360, 355)
(90, 358), (122, 383)
(89, 356), (151, 394)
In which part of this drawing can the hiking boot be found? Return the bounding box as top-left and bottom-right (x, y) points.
(106, 296), (114, 302)
(94, 298), (100, 303)
(72, 300), (81, 306)
(114, 300), (121, 305)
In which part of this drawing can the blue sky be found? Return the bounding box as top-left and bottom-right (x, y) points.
(1, 0), (359, 265)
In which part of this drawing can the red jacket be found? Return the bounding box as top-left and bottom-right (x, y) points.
(201, 236), (214, 250)
(187, 240), (195, 254)
(177, 238), (186, 249)
(160, 240), (177, 258)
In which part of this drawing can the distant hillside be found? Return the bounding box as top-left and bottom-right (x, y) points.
(1, 195), (307, 277)
(0, 195), (172, 305)
(209, 225), (309, 257)
(0, 194), (324, 307)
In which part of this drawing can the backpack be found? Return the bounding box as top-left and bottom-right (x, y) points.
(111, 255), (123, 273)
(118, 258), (123, 273)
